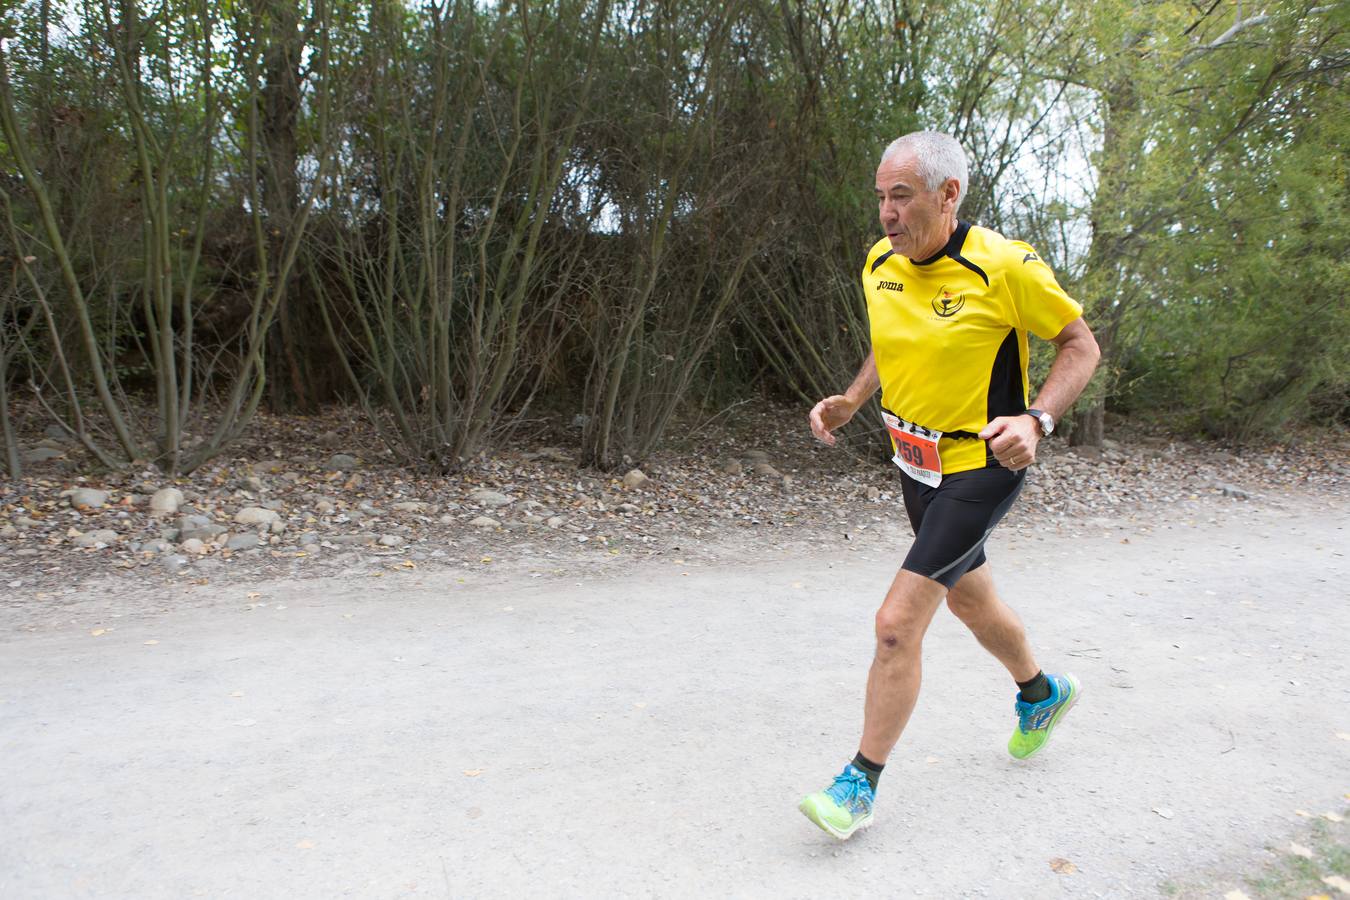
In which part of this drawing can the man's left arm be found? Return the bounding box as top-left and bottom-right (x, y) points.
(979, 317), (1101, 470)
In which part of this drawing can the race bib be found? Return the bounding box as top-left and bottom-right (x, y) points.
(882, 413), (943, 487)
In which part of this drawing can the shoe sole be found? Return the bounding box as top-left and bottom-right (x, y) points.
(797, 796), (875, 840)
(1013, 672), (1081, 761)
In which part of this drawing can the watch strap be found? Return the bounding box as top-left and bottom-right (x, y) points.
(1023, 408), (1052, 435)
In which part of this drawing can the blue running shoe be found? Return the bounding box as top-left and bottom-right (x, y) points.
(1008, 672), (1080, 759)
(797, 764), (875, 839)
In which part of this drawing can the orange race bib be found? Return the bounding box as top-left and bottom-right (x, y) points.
(882, 412), (943, 487)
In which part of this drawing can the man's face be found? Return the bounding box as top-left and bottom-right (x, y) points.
(874, 153), (958, 260)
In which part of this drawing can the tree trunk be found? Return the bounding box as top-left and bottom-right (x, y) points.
(259, 0), (310, 411)
(1068, 400), (1104, 447)
(0, 354), (19, 477)
(1066, 62), (1136, 451)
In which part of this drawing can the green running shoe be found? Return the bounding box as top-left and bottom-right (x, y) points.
(1008, 672), (1080, 760)
(798, 764), (875, 839)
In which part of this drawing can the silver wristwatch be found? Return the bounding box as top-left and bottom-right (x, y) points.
(1023, 408), (1054, 436)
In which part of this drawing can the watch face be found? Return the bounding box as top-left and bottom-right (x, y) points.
(1039, 414), (1054, 436)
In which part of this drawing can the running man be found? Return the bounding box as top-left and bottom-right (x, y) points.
(799, 131), (1101, 839)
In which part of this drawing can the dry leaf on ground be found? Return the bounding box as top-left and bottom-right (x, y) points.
(1289, 841), (1314, 859)
(1324, 875), (1350, 895)
(1049, 858), (1076, 875)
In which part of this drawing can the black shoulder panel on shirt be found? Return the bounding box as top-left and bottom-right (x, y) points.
(910, 221), (990, 285)
(913, 221), (969, 266)
(987, 328), (1026, 424)
(950, 253), (990, 286)
(870, 249), (894, 273)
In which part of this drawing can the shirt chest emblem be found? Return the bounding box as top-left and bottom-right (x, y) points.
(931, 285), (966, 319)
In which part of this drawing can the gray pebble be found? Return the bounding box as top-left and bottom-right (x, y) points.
(149, 488), (184, 516)
(326, 454), (359, 471)
(234, 507), (279, 526)
(65, 488), (109, 509)
(328, 534), (378, 546)
(160, 554), (190, 574)
(73, 529), (119, 548)
(468, 489), (512, 508)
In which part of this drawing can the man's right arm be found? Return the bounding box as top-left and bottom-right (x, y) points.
(809, 351), (879, 446)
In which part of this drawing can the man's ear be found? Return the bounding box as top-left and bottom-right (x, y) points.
(941, 178), (961, 213)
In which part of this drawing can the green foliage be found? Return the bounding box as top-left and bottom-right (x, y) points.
(1084, 0), (1350, 440)
(1, 0), (1345, 471)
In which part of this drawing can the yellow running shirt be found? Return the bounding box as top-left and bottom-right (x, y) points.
(863, 221), (1083, 476)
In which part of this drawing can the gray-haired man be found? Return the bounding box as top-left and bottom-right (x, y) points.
(798, 131), (1101, 839)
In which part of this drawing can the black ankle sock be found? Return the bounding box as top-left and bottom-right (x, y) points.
(851, 752), (884, 792)
(1017, 670), (1051, 703)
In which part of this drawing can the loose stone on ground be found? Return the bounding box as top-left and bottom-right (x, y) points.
(0, 404), (1344, 604)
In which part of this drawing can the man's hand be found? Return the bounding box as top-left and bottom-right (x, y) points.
(812, 352), (878, 446)
(809, 395), (860, 446)
(978, 415), (1040, 471)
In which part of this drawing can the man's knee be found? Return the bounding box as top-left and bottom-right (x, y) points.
(874, 604), (926, 657)
(873, 568), (946, 657)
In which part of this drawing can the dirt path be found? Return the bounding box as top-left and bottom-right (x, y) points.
(2, 493), (1347, 898)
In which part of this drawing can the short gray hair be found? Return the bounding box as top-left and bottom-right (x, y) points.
(880, 131), (968, 212)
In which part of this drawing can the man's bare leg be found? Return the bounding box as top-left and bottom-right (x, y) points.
(946, 561), (1082, 759)
(857, 569), (948, 764)
(944, 562), (1039, 682)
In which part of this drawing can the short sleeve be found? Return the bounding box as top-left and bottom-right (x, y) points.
(1004, 242), (1083, 340)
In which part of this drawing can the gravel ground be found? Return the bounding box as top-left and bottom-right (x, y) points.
(1, 487), (1346, 898)
(3, 402), (1346, 631)
(2, 403), (1348, 897)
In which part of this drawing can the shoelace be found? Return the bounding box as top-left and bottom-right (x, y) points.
(1016, 696), (1054, 732)
(825, 768), (870, 806)
(1015, 701), (1037, 732)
